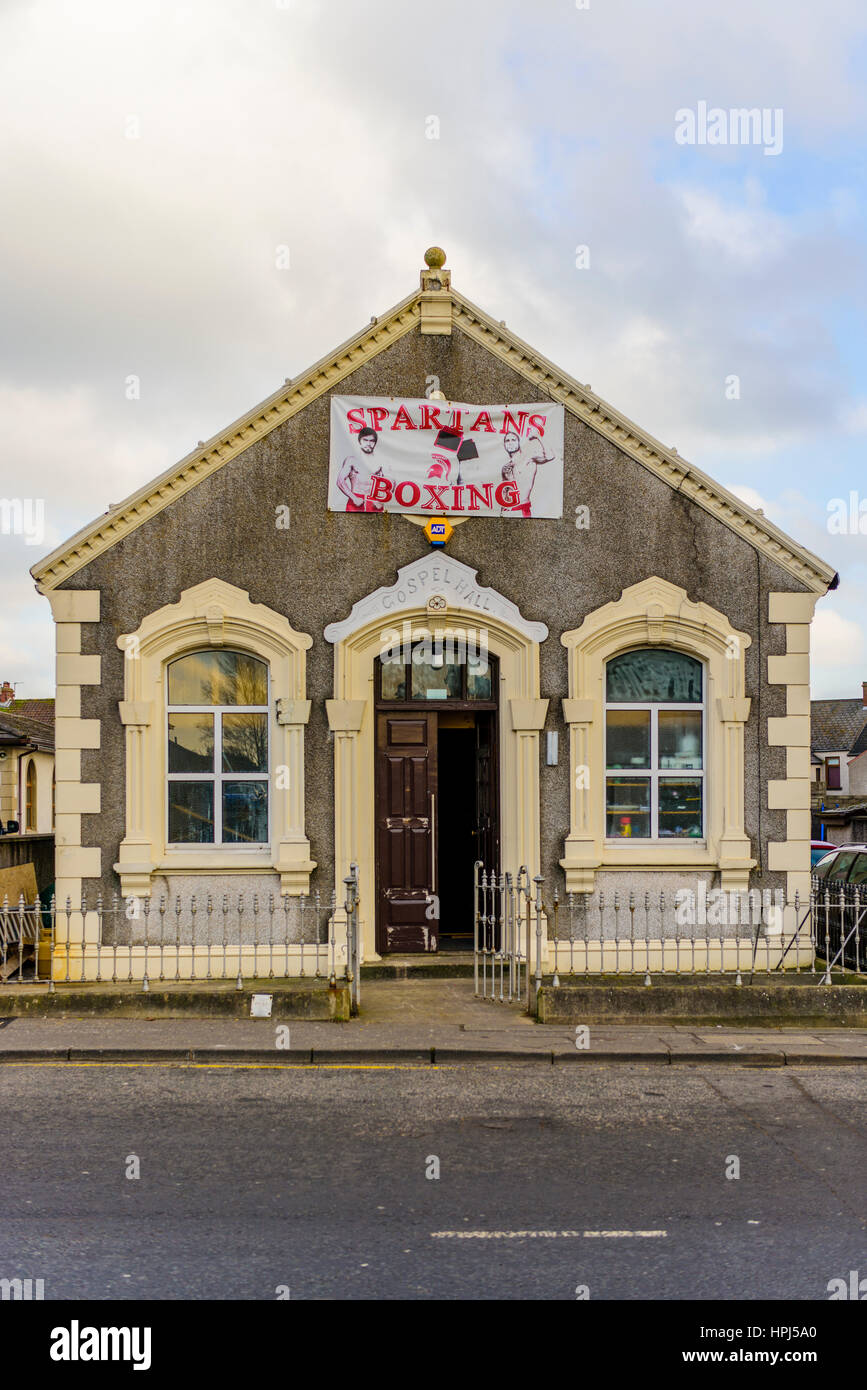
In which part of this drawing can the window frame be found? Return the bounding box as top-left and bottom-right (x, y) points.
(375, 650), (499, 709)
(165, 651), (271, 849)
(604, 661), (706, 844)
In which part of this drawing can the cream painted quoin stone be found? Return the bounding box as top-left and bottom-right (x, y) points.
(560, 577), (755, 894)
(48, 589), (102, 912)
(766, 590), (820, 907)
(115, 578), (315, 898)
(324, 555), (549, 962)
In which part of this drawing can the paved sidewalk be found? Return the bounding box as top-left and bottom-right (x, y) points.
(2, 979), (866, 1065)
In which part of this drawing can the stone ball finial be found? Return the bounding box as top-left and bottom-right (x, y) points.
(424, 246), (446, 269)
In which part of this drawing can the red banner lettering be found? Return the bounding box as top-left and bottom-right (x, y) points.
(422, 484), (450, 510)
(395, 480), (421, 507)
(390, 405), (417, 430)
(466, 483), (493, 510)
(500, 410), (528, 436)
(368, 476), (394, 503)
(495, 481), (520, 507)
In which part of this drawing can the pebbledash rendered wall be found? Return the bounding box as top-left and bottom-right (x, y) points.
(55, 321), (803, 919)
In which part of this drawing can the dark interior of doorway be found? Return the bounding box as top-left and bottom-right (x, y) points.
(437, 724), (477, 950)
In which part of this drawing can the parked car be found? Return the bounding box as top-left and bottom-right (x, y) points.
(812, 844), (867, 972)
(811, 839), (837, 869)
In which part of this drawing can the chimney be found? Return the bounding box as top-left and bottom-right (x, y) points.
(0, 681), (13, 706)
(863, 681), (867, 710)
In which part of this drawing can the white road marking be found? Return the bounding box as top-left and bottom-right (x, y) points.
(583, 1230), (667, 1238)
(430, 1229), (667, 1239)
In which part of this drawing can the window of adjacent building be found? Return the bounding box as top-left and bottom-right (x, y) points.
(825, 757), (841, 790)
(605, 648), (704, 840)
(166, 651), (269, 846)
(24, 759), (36, 831)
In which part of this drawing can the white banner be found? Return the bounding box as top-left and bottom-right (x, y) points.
(328, 396), (564, 518)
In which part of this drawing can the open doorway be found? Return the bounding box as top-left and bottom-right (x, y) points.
(374, 649), (500, 954)
(437, 711), (498, 950)
(437, 718), (475, 949)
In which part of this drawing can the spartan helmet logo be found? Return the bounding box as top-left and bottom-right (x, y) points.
(427, 427), (479, 485)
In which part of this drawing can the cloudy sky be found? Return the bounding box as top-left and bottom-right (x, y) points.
(1, 0), (865, 697)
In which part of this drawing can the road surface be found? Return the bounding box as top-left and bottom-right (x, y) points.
(0, 1063), (864, 1300)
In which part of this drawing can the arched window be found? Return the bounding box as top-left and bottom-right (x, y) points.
(605, 648), (704, 840)
(166, 650), (269, 846)
(24, 759), (37, 831)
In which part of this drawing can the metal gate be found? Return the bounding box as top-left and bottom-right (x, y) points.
(473, 862), (544, 1006)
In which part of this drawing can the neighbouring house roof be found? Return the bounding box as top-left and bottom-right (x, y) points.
(6, 698), (54, 723)
(30, 254), (838, 596)
(811, 699), (867, 756)
(850, 724), (867, 760)
(0, 711), (54, 752)
(812, 799), (867, 826)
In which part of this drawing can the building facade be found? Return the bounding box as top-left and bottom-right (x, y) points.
(31, 250), (837, 972)
(810, 686), (867, 843)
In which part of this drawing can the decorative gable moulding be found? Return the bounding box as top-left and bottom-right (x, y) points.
(32, 252), (836, 597)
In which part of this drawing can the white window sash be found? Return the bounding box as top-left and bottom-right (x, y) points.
(166, 690), (270, 848)
(604, 697), (705, 843)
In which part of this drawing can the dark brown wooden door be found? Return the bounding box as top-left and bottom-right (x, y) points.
(376, 712), (437, 953)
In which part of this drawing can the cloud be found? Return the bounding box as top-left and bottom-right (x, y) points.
(678, 185), (787, 267)
(841, 400), (867, 434)
(0, 385), (165, 530)
(811, 607), (867, 686)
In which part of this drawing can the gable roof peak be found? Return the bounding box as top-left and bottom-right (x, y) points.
(30, 251), (837, 596)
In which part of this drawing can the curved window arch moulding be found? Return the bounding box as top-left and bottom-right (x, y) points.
(114, 579), (315, 897)
(560, 577), (755, 893)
